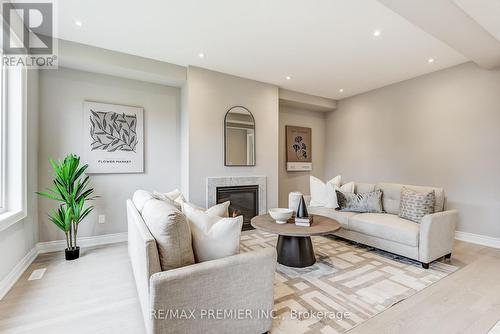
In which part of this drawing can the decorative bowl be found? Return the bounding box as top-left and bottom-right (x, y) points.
(269, 208), (293, 224)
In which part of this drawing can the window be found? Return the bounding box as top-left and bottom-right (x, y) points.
(0, 64), (27, 231)
(0, 67), (4, 214)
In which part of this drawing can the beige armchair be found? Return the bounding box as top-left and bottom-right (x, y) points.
(127, 199), (277, 334)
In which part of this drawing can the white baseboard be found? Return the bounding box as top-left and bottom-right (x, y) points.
(1, 230), (493, 301)
(0, 232), (128, 300)
(0, 246), (38, 300)
(455, 231), (500, 249)
(37, 232), (128, 254)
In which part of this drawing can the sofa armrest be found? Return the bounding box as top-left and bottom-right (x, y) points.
(148, 247), (277, 334)
(419, 209), (458, 263)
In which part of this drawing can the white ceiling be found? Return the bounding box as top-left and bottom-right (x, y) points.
(55, 0), (469, 99)
(454, 0), (500, 42)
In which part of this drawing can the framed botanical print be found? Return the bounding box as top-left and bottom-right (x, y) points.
(82, 101), (144, 174)
(286, 126), (312, 171)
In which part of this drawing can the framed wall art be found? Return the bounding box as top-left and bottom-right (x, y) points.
(286, 125), (312, 171)
(82, 101), (144, 174)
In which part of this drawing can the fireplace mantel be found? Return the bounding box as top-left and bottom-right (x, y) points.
(206, 176), (266, 215)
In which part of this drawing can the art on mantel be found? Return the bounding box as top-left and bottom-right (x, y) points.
(286, 125), (312, 171)
(82, 101), (144, 174)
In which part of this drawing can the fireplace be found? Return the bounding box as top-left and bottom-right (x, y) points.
(216, 185), (258, 231)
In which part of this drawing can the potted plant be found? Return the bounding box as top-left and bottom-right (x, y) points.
(37, 154), (97, 260)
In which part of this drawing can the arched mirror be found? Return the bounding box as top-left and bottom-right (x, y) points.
(224, 106), (255, 166)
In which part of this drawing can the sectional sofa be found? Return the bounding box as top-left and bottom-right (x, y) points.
(290, 182), (458, 268)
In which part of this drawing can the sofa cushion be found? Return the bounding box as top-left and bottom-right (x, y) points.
(355, 183), (376, 194)
(375, 183), (445, 214)
(141, 198), (195, 271)
(348, 213), (419, 247)
(374, 183), (402, 214)
(340, 181), (355, 193)
(307, 207), (357, 228)
(132, 190), (154, 213)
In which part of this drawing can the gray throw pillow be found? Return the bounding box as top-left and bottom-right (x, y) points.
(336, 189), (383, 213)
(141, 198), (195, 270)
(399, 187), (435, 223)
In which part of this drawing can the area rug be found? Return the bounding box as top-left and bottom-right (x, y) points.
(240, 230), (460, 334)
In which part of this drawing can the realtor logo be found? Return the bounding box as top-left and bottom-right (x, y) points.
(1, 1), (58, 68)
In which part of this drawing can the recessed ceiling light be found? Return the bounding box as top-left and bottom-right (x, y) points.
(339, 88), (344, 93)
(373, 30), (381, 37)
(428, 58), (435, 63)
(286, 76), (292, 81)
(74, 20), (83, 27)
(198, 52), (205, 59)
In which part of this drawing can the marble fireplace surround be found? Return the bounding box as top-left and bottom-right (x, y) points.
(206, 176), (267, 215)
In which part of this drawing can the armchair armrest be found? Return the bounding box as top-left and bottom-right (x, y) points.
(419, 209), (458, 263)
(149, 247), (277, 334)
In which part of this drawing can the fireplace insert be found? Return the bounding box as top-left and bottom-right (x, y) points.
(216, 185), (258, 231)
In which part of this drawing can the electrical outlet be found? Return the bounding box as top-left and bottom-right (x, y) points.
(98, 215), (106, 224)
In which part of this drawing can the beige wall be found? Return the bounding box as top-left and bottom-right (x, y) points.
(0, 71), (39, 284)
(185, 66), (279, 208)
(279, 106), (326, 207)
(325, 62), (500, 238)
(38, 68), (181, 242)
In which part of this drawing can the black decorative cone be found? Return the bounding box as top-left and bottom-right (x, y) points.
(296, 195), (309, 218)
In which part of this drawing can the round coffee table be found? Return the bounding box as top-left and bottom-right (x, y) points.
(251, 214), (341, 268)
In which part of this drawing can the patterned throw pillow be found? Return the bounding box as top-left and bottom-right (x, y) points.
(399, 187), (435, 223)
(336, 189), (383, 213)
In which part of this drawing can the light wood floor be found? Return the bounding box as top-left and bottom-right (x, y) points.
(0, 244), (146, 334)
(350, 240), (500, 334)
(1, 240), (499, 334)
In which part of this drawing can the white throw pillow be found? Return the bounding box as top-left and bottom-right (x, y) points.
(309, 175), (342, 208)
(164, 189), (181, 200)
(182, 201), (230, 217)
(330, 175), (342, 187)
(182, 203), (243, 262)
(132, 190), (154, 213)
(153, 189), (186, 210)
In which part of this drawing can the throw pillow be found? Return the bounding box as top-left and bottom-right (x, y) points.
(182, 203), (243, 262)
(336, 189), (384, 213)
(165, 189), (181, 200)
(399, 187), (435, 223)
(153, 189), (186, 211)
(182, 201), (230, 217)
(141, 198), (195, 270)
(321, 181), (356, 209)
(132, 190), (154, 213)
(309, 175), (342, 208)
(330, 175), (342, 187)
